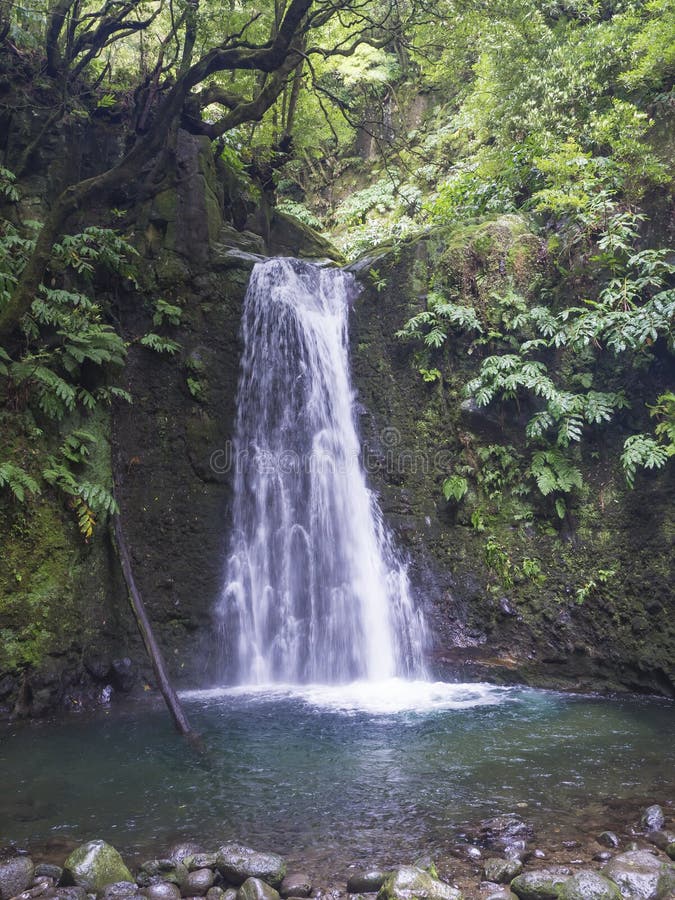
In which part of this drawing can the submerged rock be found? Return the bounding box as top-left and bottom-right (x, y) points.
(479, 817), (533, 852)
(483, 859), (522, 884)
(556, 871), (622, 900)
(377, 866), (462, 900)
(236, 878), (280, 900)
(35, 866), (63, 882)
(0, 854), (35, 900)
(347, 871), (387, 894)
(279, 875), (311, 898)
(602, 850), (675, 899)
(63, 841), (133, 894)
(509, 866), (571, 899)
(216, 845), (286, 889)
(641, 807), (666, 833)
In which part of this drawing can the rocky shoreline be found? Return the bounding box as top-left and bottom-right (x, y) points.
(2, 805), (674, 900)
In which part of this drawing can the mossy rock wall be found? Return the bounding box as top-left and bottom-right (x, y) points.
(349, 217), (674, 696)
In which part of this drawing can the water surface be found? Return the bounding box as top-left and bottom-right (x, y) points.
(1, 681), (673, 881)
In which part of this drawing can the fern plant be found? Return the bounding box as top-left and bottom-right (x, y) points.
(0, 461), (40, 502)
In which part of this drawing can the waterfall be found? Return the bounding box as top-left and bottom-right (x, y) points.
(216, 258), (427, 684)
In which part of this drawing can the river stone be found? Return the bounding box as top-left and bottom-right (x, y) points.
(347, 872), (386, 893)
(602, 850), (675, 899)
(377, 866), (462, 900)
(184, 859), (217, 875)
(216, 845), (286, 889)
(509, 867), (572, 899)
(101, 882), (141, 900)
(140, 863), (176, 879)
(0, 856), (35, 900)
(35, 867), (63, 882)
(205, 889), (226, 900)
(641, 807), (666, 833)
(279, 875), (311, 898)
(649, 835), (675, 852)
(483, 859), (522, 884)
(63, 842), (133, 894)
(478, 886), (518, 900)
(557, 871), (622, 900)
(146, 884), (182, 900)
(54, 889), (88, 900)
(599, 833), (621, 849)
(182, 871), (214, 897)
(171, 848), (205, 867)
(413, 859), (438, 880)
(480, 817), (533, 851)
(236, 879), (280, 900)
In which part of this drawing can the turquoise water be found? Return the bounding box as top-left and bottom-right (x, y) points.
(1, 682), (673, 880)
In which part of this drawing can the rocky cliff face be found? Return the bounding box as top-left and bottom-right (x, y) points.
(348, 219), (674, 696)
(0, 108), (672, 719)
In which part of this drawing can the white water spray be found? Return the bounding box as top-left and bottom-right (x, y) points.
(216, 258), (427, 684)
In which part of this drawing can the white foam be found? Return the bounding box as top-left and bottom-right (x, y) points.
(180, 679), (515, 715)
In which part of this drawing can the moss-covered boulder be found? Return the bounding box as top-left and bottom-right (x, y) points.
(510, 867), (571, 899)
(377, 866), (462, 900)
(557, 871), (622, 900)
(484, 859), (523, 884)
(216, 844), (286, 888)
(63, 841), (133, 894)
(602, 850), (675, 899)
(236, 878), (281, 900)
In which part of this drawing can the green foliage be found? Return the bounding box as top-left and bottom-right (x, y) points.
(576, 567), (616, 604)
(276, 200), (324, 231)
(42, 433), (117, 539)
(442, 475), (468, 502)
(140, 333), (181, 355)
(152, 298), (182, 327)
(0, 461), (40, 502)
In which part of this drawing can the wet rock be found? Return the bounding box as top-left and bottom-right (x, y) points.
(110, 658), (137, 693)
(101, 882), (142, 900)
(480, 817), (533, 852)
(63, 841), (133, 894)
(35, 868), (63, 882)
(478, 886), (517, 900)
(483, 859), (522, 884)
(0, 855), (36, 900)
(531, 853), (546, 862)
(557, 871), (622, 900)
(498, 597), (516, 618)
(184, 859), (217, 875)
(204, 890), (225, 900)
(594, 852), (614, 863)
(377, 866), (462, 900)
(182, 871), (214, 897)
(53, 889), (87, 900)
(279, 875), (311, 898)
(504, 846), (526, 862)
(347, 872), (386, 894)
(509, 866), (572, 899)
(641, 807), (666, 833)
(216, 844), (286, 889)
(602, 850), (675, 899)
(648, 833), (675, 852)
(170, 847), (205, 866)
(599, 833), (620, 849)
(413, 859), (438, 880)
(465, 848), (482, 862)
(145, 884), (182, 900)
(236, 879), (280, 900)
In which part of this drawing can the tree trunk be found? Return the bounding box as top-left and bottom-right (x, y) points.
(112, 509), (194, 736)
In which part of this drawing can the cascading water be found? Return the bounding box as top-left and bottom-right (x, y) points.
(216, 258), (427, 684)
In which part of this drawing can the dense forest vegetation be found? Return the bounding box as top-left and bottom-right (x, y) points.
(0, 0), (673, 702)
